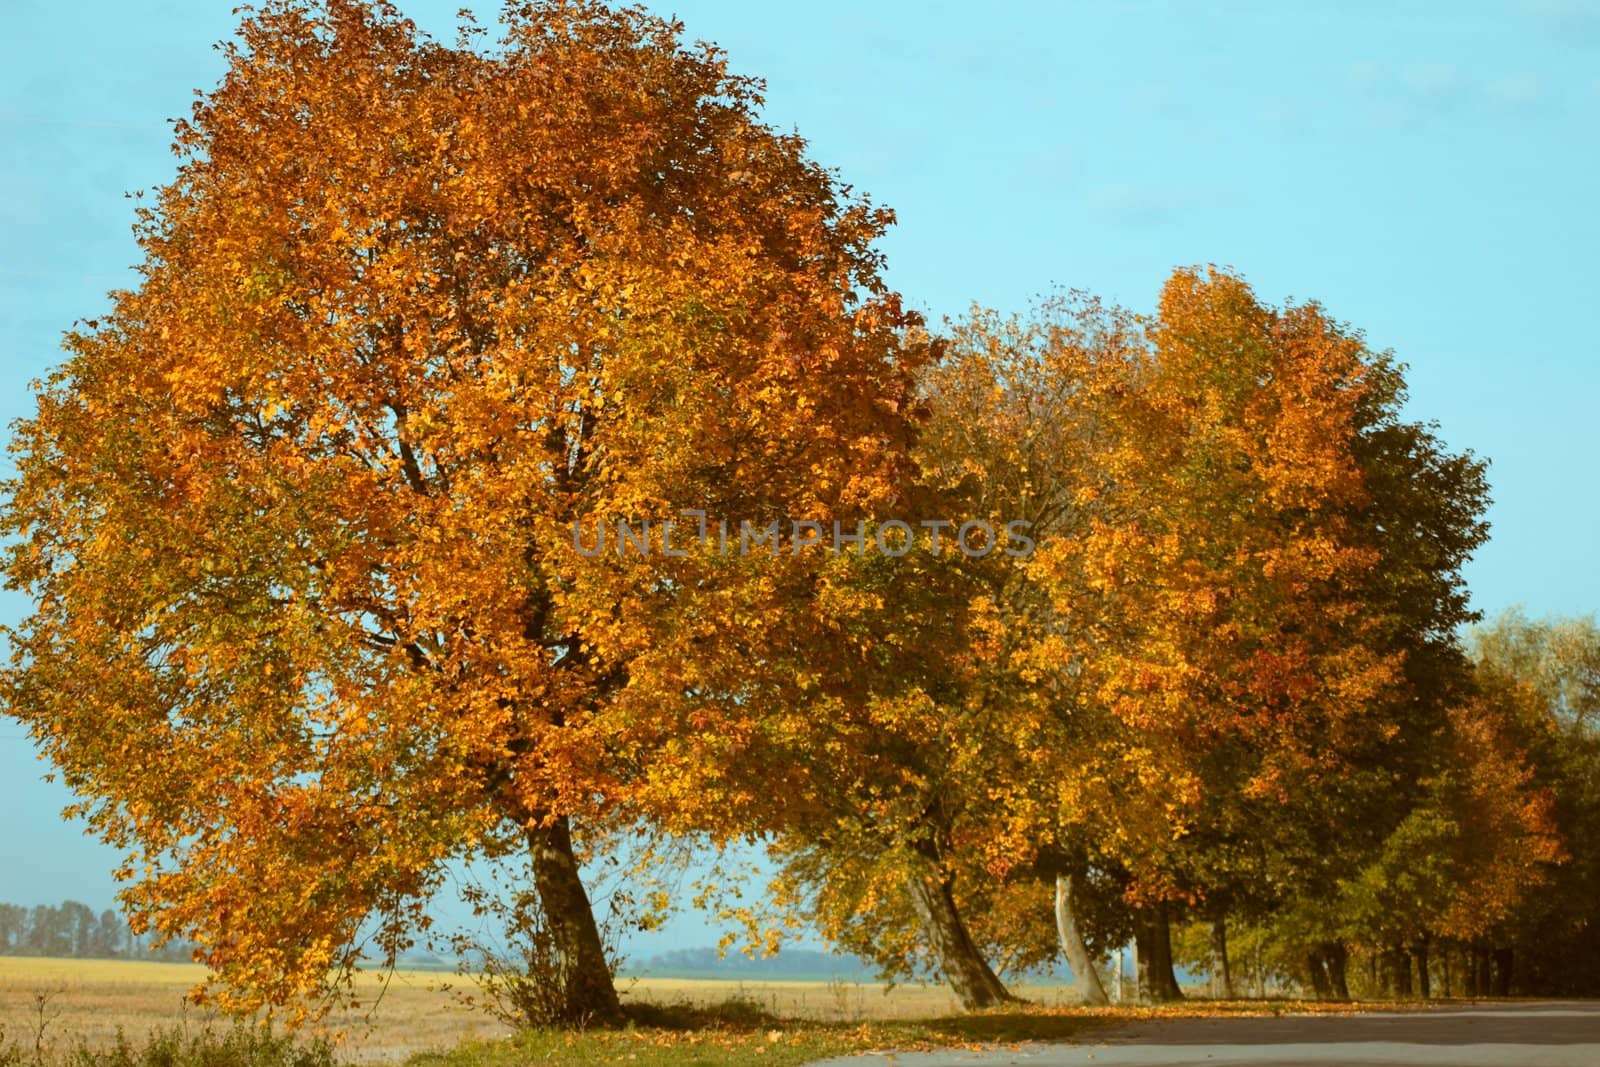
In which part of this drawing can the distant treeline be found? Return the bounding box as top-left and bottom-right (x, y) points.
(0, 900), (197, 961)
(630, 947), (878, 982)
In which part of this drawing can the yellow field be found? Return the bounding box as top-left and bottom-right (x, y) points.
(0, 956), (507, 1062)
(617, 974), (1079, 1022)
(0, 956), (1081, 1063)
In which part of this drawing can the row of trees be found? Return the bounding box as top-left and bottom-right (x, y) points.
(752, 290), (1589, 1009)
(1052, 607), (1598, 1003)
(0, 0), (1591, 1026)
(0, 901), (195, 961)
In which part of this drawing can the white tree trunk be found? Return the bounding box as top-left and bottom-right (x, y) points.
(1054, 874), (1110, 1006)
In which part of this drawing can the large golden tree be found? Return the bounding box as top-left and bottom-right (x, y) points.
(0, 0), (927, 1025)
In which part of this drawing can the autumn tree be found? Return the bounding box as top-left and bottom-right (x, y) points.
(746, 513), (1032, 1010)
(0, 0), (927, 1026)
(1466, 611), (1600, 994)
(954, 269), (1415, 1001)
(756, 294), (1160, 1008)
(1470, 610), (1600, 737)
(1211, 305), (1502, 1001)
(1095, 272), (1515, 1004)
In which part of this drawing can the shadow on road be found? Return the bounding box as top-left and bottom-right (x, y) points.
(899, 1013), (1099, 1044)
(1089, 1001), (1600, 1046)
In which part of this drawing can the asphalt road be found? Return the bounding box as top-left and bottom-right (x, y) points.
(805, 1001), (1600, 1066)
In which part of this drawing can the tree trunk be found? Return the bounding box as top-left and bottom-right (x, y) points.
(1209, 918), (1235, 999)
(1413, 940), (1431, 999)
(1054, 875), (1109, 1006)
(1378, 946), (1411, 997)
(1324, 942), (1351, 1001)
(1306, 952), (1332, 999)
(1472, 944), (1491, 996)
(906, 869), (1016, 1010)
(527, 817), (624, 1027)
(1134, 903), (1184, 1002)
(1492, 947), (1513, 996)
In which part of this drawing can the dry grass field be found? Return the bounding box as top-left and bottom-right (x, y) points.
(0, 956), (504, 1062)
(0, 956), (1082, 1063)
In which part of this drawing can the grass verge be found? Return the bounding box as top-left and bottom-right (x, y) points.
(403, 995), (1402, 1067)
(0, 1020), (339, 1067)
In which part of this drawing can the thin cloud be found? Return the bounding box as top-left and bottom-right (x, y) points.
(1518, 0), (1600, 46)
(1486, 73), (1545, 106)
(1401, 63), (1469, 111)
(1085, 184), (1180, 228)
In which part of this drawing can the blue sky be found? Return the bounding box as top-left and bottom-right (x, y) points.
(2, 0), (1597, 953)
